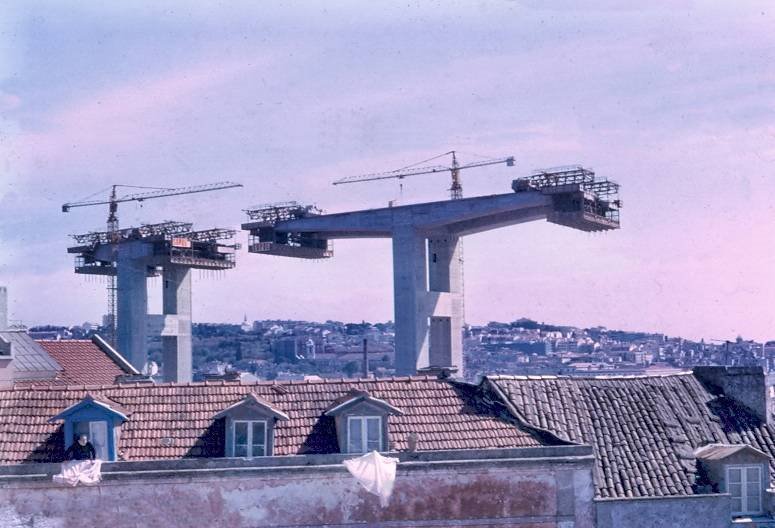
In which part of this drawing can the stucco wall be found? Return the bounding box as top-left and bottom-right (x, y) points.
(596, 494), (732, 528)
(0, 449), (595, 528)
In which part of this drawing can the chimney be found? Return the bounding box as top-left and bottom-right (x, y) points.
(362, 338), (369, 378)
(694, 366), (772, 425)
(416, 365), (458, 379)
(0, 335), (13, 388)
(115, 373), (156, 385)
(0, 286), (7, 331)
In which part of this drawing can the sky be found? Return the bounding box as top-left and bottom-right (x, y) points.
(1, 1), (774, 341)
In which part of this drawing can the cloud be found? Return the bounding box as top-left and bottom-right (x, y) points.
(11, 56), (264, 166)
(0, 91), (21, 112)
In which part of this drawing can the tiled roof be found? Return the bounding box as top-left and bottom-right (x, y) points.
(0, 376), (548, 465)
(0, 331), (60, 374)
(487, 373), (775, 499)
(694, 443), (772, 461)
(35, 340), (131, 386)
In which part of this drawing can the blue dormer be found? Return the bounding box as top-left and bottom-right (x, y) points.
(49, 394), (130, 462)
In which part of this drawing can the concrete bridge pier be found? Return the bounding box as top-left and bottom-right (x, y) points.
(392, 227), (464, 376)
(116, 242), (150, 373)
(162, 265), (192, 383)
(427, 234), (464, 372)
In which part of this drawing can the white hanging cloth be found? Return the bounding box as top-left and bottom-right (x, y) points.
(52, 459), (103, 486)
(343, 451), (399, 507)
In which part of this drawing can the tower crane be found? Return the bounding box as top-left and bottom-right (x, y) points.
(333, 150), (515, 200)
(62, 181), (243, 344)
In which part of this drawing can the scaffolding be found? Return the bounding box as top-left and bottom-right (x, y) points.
(184, 228), (237, 242)
(244, 202), (325, 224)
(242, 202), (333, 259)
(512, 166), (621, 231)
(68, 221), (239, 273)
(70, 221), (194, 245)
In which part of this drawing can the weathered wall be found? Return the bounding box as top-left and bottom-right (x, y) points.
(693, 366), (768, 423)
(0, 452), (594, 528)
(596, 494), (732, 528)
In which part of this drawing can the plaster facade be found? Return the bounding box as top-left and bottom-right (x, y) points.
(0, 448), (594, 528)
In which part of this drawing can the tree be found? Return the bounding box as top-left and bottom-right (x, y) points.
(343, 361), (361, 378)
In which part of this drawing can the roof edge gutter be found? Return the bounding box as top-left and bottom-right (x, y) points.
(91, 334), (139, 375)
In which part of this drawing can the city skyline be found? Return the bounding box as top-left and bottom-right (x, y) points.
(2, 2), (774, 342)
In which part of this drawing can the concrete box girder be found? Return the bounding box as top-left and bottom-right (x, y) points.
(254, 191), (557, 378)
(272, 191), (553, 238)
(245, 187), (618, 377)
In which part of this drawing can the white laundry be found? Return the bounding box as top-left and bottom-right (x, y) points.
(343, 451), (399, 507)
(52, 459), (103, 486)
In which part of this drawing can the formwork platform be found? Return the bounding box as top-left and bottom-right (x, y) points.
(512, 165), (621, 232)
(242, 202), (333, 259)
(68, 221), (239, 274)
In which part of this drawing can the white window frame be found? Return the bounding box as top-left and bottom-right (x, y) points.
(88, 420), (109, 461)
(346, 416), (382, 454)
(232, 420), (268, 458)
(727, 464), (763, 516)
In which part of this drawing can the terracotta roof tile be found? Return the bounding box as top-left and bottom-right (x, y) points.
(0, 377), (546, 464)
(33, 340), (131, 386)
(488, 373), (775, 499)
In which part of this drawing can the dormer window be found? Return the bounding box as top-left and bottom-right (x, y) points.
(233, 420), (267, 458)
(215, 393), (288, 458)
(694, 443), (771, 518)
(325, 390), (403, 454)
(727, 465), (762, 515)
(347, 416), (382, 454)
(49, 394), (130, 462)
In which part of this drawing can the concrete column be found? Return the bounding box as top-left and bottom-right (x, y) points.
(116, 243), (149, 372)
(162, 265), (192, 383)
(392, 225), (428, 376)
(427, 235), (464, 373)
(0, 286), (7, 330)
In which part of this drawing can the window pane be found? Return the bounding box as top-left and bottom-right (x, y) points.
(348, 418), (363, 453)
(252, 422), (266, 457)
(233, 422), (248, 457)
(729, 482), (742, 498)
(366, 418), (381, 452)
(746, 467), (760, 483)
(746, 481), (760, 495)
(235, 422), (248, 445)
(89, 421), (109, 460)
(748, 494), (761, 513)
(728, 468), (742, 484)
(732, 498), (743, 513)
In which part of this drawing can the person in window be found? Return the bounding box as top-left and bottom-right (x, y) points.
(64, 434), (96, 461)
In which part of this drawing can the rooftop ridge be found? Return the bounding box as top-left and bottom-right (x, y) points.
(486, 371), (693, 381)
(34, 339), (93, 342)
(0, 374), (444, 394)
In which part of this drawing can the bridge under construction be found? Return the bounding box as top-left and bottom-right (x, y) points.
(67, 221), (238, 382)
(243, 165), (621, 377)
(63, 182), (242, 383)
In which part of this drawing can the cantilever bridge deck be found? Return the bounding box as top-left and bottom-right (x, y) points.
(242, 168), (621, 378)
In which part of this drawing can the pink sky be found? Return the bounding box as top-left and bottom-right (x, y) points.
(1, 2), (774, 341)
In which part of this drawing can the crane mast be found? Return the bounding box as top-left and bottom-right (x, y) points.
(449, 151), (462, 200)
